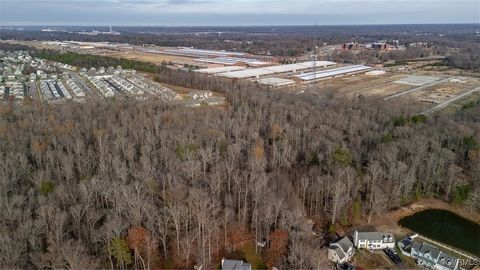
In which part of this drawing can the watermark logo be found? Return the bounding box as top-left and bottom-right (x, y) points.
(459, 259), (480, 267)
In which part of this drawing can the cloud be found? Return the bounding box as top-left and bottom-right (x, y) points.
(0, 0), (478, 25)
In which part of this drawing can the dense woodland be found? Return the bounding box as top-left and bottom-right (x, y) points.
(1, 25), (479, 267)
(32, 50), (162, 73)
(1, 66), (479, 269)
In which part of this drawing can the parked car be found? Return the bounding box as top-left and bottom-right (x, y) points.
(384, 247), (402, 264)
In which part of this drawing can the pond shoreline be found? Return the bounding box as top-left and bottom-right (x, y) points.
(398, 208), (480, 258)
(416, 234), (480, 260)
(351, 198), (480, 265)
(389, 198), (480, 224)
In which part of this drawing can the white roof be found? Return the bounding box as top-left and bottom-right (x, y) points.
(196, 66), (246, 74)
(178, 48), (245, 56)
(258, 77), (295, 86)
(365, 70), (386, 76)
(263, 61), (336, 73)
(263, 63), (308, 73)
(218, 68), (273, 79)
(164, 48), (245, 57)
(297, 61), (337, 68)
(195, 57), (269, 66)
(295, 65), (372, 81)
(195, 57), (240, 65)
(218, 61), (337, 79)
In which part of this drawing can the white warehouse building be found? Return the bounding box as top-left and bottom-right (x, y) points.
(217, 61), (336, 79)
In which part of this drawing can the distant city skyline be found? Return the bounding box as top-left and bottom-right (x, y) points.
(0, 0), (479, 26)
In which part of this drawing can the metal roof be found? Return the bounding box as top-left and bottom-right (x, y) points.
(195, 57), (269, 66)
(297, 61), (337, 68)
(257, 77), (295, 86)
(294, 65), (372, 81)
(196, 66), (246, 74)
(163, 48), (245, 57)
(218, 68), (273, 79)
(218, 61), (337, 79)
(263, 61), (336, 73)
(262, 63), (308, 73)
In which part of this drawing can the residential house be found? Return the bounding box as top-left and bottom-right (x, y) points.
(436, 253), (460, 270)
(328, 236), (355, 264)
(221, 259), (252, 270)
(353, 231), (395, 250)
(410, 241), (459, 270)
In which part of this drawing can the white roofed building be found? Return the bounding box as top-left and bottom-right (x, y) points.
(218, 61), (336, 79)
(353, 231), (395, 250)
(257, 77), (295, 87)
(196, 66), (246, 75)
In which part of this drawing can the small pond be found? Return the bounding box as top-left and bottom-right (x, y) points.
(398, 209), (480, 257)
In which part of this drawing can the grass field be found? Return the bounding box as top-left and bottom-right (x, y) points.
(223, 243), (267, 270)
(439, 91), (480, 115)
(353, 249), (396, 269)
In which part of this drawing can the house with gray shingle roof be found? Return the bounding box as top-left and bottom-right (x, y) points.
(412, 241), (440, 268)
(436, 252), (460, 270)
(221, 259), (252, 270)
(328, 236), (355, 263)
(410, 241), (459, 270)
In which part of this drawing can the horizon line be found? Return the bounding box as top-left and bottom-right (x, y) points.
(1, 22), (479, 28)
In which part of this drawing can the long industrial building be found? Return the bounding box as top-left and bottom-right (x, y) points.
(257, 77), (295, 87)
(195, 57), (270, 66)
(294, 65), (372, 81)
(195, 66), (246, 74)
(162, 48), (246, 58)
(217, 61), (336, 79)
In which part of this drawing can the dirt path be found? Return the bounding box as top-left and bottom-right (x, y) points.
(422, 86), (480, 114)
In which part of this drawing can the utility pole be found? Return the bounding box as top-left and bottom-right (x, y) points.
(313, 32), (316, 88)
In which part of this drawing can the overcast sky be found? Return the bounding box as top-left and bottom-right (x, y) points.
(0, 0), (479, 26)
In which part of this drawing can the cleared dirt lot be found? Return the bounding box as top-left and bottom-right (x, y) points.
(4, 40), (213, 68)
(104, 50), (212, 67)
(395, 78), (480, 111)
(300, 73), (418, 98)
(441, 91), (480, 114)
(106, 50), (190, 63)
(293, 71), (480, 114)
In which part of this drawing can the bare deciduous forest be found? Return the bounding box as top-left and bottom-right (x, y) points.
(1, 74), (479, 269)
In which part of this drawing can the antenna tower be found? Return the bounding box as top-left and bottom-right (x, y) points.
(313, 26), (318, 89)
